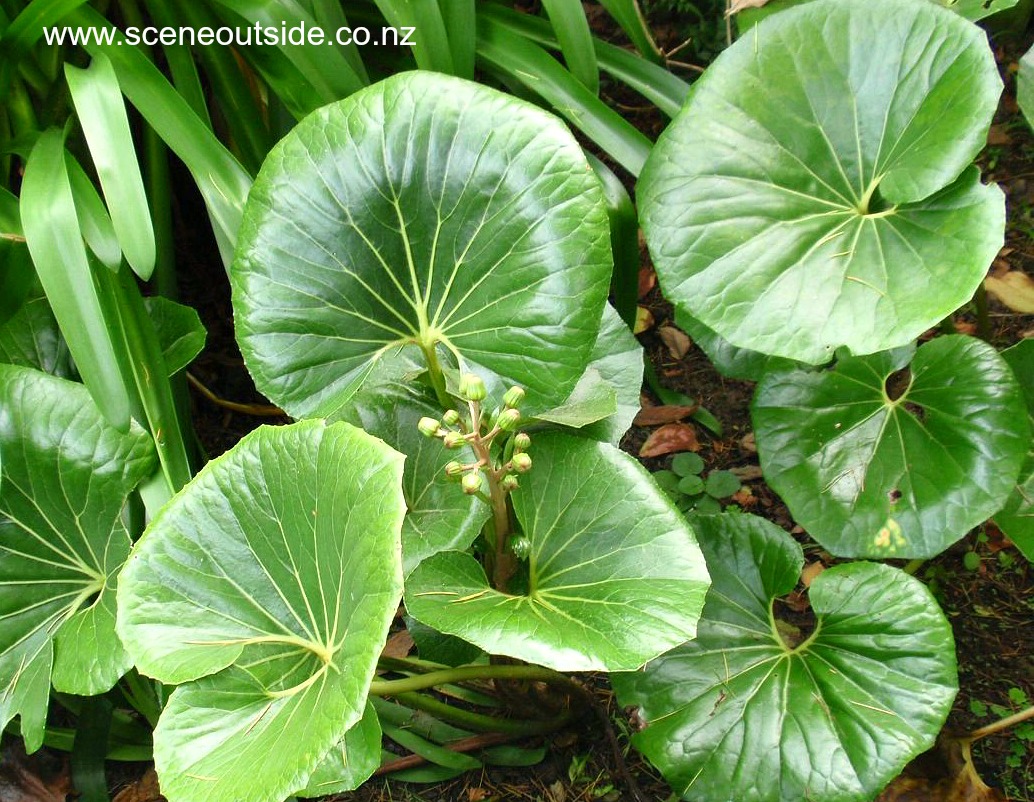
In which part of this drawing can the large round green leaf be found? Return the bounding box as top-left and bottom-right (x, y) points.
(0, 365), (155, 751)
(117, 421), (406, 802)
(613, 513), (958, 802)
(753, 336), (1029, 558)
(405, 432), (710, 672)
(641, 0), (1004, 364)
(232, 71), (612, 419)
(995, 339), (1034, 562)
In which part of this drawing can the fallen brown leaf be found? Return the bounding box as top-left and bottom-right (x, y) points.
(729, 465), (764, 482)
(639, 423), (700, 457)
(113, 769), (165, 802)
(800, 560), (825, 588)
(638, 266), (656, 299)
(633, 306), (655, 335)
(739, 432), (757, 453)
(381, 628), (415, 659)
(658, 326), (692, 360)
(875, 734), (1006, 801)
(985, 271), (1034, 313)
(633, 404), (698, 426)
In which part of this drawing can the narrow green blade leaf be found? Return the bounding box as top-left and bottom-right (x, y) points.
(117, 421), (406, 802)
(613, 513), (958, 802)
(0, 365), (155, 750)
(406, 432), (710, 671)
(753, 336), (1030, 558)
(441, 0), (476, 78)
(20, 129), (131, 429)
(643, 0), (1004, 363)
(476, 17), (652, 176)
(69, 6), (253, 270)
(65, 153), (122, 272)
(596, 0), (663, 62)
(539, 0), (599, 93)
(370, 0), (454, 73)
(233, 72), (611, 418)
(66, 52), (156, 280)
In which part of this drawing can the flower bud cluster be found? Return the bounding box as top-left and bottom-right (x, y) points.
(416, 373), (533, 497)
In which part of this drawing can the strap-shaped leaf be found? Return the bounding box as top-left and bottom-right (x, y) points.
(612, 513), (958, 802)
(117, 420), (405, 802)
(405, 432), (709, 671)
(642, 0), (1003, 363)
(0, 365), (155, 751)
(995, 339), (1034, 562)
(232, 71), (612, 419)
(753, 336), (1029, 558)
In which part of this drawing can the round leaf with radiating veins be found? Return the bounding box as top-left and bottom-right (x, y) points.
(612, 513), (958, 802)
(0, 365), (155, 751)
(297, 701), (382, 797)
(405, 432), (710, 672)
(535, 304), (644, 444)
(331, 349), (490, 575)
(232, 71), (612, 419)
(117, 421), (406, 802)
(753, 335), (1029, 558)
(642, 0), (1004, 364)
(0, 295), (74, 378)
(994, 339), (1034, 562)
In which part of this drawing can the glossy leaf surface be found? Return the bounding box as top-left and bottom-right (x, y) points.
(753, 336), (1029, 558)
(117, 421), (406, 802)
(995, 339), (1034, 561)
(0, 366), (154, 751)
(233, 72), (611, 419)
(613, 513), (958, 802)
(738, 0), (1020, 25)
(142, 297), (207, 376)
(297, 701), (382, 796)
(642, 0), (1003, 363)
(0, 296), (73, 378)
(406, 432), (709, 671)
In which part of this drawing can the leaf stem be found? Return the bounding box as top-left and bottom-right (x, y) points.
(966, 703), (1034, 742)
(391, 691), (572, 735)
(369, 664), (576, 697)
(420, 341), (451, 408)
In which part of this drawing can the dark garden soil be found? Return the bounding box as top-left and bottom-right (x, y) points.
(5, 7), (1028, 802)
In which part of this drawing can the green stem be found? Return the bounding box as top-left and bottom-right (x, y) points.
(420, 341), (451, 408)
(902, 558), (925, 576)
(392, 691), (571, 736)
(369, 664), (575, 697)
(121, 670), (163, 728)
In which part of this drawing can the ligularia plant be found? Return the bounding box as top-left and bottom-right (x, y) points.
(0, 1), (1026, 800)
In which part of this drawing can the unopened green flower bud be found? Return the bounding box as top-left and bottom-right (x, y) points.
(513, 432), (532, 452)
(503, 386), (526, 409)
(418, 417), (441, 438)
(497, 408), (521, 432)
(444, 461), (464, 479)
(511, 452), (532, 473)
(461, 471), (483, 495)
(458, 373), (487, 402)
(442, 409), (461, 426)
(501, 474), (520, 493)
(443, 431), (464, 449)
(509, 536), (531, 560)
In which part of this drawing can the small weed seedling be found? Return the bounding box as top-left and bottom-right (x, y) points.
(655, 453), (742, 514)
